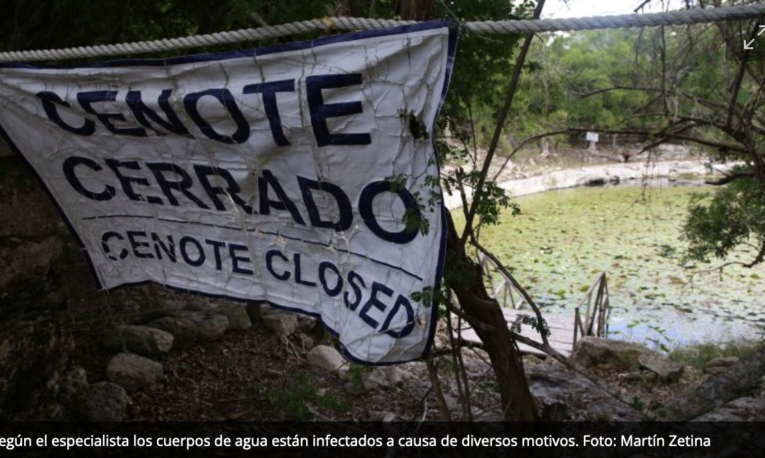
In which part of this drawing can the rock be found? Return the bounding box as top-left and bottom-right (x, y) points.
(153, 310), (230, 344)
(666, 344), (765, 420)
(359, 369), (388, 391)
(369, 410), (397, 422)
(526, 363), (641, 421)
(387, 366), (415, 385)
(678, 365), (701, 387)
(148, 316), (199, 349)
(620, 370), (657, 384)
(219, 304), (252, 331)
(523, 355), (544, 365)
(433, 334), (449, 352)
(246, 303), (262, 326)
(0, 157), (62, 239)
(0, 315), (76, 416)
(361, 367), (413, 391)
(704, 366), (727, 377)
(472, 409), (503, 422)
(260, 307), (299, 337)
(704, 356), (739, 374)
(638, 353), (685, 382)
(183, 301), (217, 312)
(0, 236), (63, 289)
(307, 345), (346, 372)
(759, 375), (765, 394)
(691, 408), (741, 422)
(113, 298), (180, 324)
(693, 396), (765, 422)
(191, 313), (229, 342)
(571, 337), (652, 371)
(79, 382), (129, 421)
(58, 366), (88, 398)
(576, 174), (608, 187)
(728, 396), (763, 410)
(106, 353), (163, 393)
(102, 325), (174, 356)
(167, 311), (229, 342)
(442, 394), (459, 411)
(297, 315), (317, 331)
(159, 300), (189, 314)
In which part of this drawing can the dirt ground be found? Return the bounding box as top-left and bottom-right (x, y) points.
(65, 314), (702, 422)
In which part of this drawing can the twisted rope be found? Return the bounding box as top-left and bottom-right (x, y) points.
(0, 4), (763, 62)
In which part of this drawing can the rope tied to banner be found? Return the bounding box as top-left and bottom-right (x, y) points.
(0, 4), (764, 62)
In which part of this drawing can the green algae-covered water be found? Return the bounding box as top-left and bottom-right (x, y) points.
(454, 184), (765, 349)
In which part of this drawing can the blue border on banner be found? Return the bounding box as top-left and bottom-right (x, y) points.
(0, 20), (457, 366)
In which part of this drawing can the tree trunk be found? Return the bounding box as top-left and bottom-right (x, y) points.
(398, 0), (539, 424)
(446, 214), (539, 422)
(540, 137), (550, 159)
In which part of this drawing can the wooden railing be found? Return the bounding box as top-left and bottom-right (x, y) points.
(478, 253), (527, 309)
(573, 272), (610, 344)
(479, 253), (611, 350)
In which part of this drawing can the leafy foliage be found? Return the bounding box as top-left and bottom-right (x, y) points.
(266, 372), (349, 420)
(510, 313), (550, 339)
(683, 174), (765, 265)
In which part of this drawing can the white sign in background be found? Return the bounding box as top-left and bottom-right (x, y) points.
(0, 23), (456, 364)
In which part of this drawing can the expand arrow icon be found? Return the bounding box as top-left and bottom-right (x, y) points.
(759, 25), (765, 36)
(745, 39), (755, 50)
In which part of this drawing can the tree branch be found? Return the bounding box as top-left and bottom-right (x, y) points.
(578, 86), (729, 113)
(491, 129), (573, 182)
(470, 239), (550, 349)
(705, 172), (754, 186)
(460, 0), (546, 247)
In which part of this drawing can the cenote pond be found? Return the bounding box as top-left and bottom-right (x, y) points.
(454, 183), (765, 350)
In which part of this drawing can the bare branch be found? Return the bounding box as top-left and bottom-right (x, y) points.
(456, 321), (642, 416)
(578, 86), (729, 113)
(745, 242), (765, 268)
(725, 27), (753, 129)
(426, 357), (452, 421)
(565, 127), (750, 155)
(491, 129), (573, 181)
(470, 238), (550, 349)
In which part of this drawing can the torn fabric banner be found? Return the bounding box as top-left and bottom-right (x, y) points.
(0, 21), (456, 364)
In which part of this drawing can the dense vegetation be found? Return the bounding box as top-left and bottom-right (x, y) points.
(470, 10), (765, 270)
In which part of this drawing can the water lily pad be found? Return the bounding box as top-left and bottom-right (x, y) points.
(452, 185), (765, 346)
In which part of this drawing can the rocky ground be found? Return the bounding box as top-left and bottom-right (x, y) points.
(42, 291), (765, 423)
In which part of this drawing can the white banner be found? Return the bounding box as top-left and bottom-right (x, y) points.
(0, 22), (456, 364)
